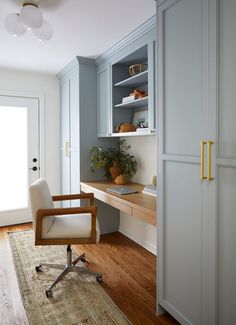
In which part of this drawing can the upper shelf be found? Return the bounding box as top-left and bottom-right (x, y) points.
(115, 96), (148, 109)
(114, 70), (148, 88)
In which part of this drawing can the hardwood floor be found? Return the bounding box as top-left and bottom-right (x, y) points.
(0, 223), (178, 325)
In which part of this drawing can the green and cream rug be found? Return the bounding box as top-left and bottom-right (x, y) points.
(8, 230), (130, 325)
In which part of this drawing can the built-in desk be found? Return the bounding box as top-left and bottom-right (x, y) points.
(80, 181), (156, 226)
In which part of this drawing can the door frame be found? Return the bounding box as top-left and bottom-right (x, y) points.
(0, 90), (45, 226)
(0, 90), (45, 180)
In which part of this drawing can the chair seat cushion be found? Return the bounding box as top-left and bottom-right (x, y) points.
(42, 213), (100, 242)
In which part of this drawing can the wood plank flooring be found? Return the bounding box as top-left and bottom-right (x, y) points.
(0, 223), (178, 325)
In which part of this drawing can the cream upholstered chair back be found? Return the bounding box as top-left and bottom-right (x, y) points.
(29, 178), (54, 235)
(28, 178), (102, 297)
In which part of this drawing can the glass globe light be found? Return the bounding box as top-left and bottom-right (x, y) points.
(20, 4), (43, 29)
(4, 13), (27, 37)
(32, 20), (53, 41)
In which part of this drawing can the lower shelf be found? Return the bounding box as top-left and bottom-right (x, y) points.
(99, 129), (156, 137)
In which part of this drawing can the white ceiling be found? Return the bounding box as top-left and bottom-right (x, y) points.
(0, 0), (156, 74)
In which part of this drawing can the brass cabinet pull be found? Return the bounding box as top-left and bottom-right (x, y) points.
(65, 141), (70, 157)
(207, 141), (214, 181)
(200, 141), (207, 180)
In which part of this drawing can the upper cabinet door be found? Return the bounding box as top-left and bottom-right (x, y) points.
(160, 0), (205, 156)
(97, 64), (112, 137)
(218, 0), (236, 158)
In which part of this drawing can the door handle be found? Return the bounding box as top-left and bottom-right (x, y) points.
(207, 141), (214, 181)
(65, 141), (70, 157)
(200, 141), (207, 180)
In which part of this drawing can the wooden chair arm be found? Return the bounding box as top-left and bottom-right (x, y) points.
(35, 205), (97, 244)
(52, 193), (94, 205)
(36, 206), (97, 221)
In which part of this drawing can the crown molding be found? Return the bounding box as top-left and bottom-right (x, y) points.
(57, 56), (96, 82)
(96, 15), (156, 65)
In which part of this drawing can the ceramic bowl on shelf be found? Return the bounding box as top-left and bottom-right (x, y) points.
(115, 123), (136, 133)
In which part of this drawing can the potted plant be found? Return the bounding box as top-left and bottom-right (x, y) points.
(90, 140), (137, 183)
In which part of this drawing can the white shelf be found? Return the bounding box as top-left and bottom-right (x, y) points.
(114, 70), (148, 87)
(115, 96), (148, 109)
(110, 129), (156, 137)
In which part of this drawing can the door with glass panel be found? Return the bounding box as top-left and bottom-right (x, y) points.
(0, 95), (40, 226)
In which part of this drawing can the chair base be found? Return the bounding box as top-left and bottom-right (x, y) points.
(35, 245), (102, 298)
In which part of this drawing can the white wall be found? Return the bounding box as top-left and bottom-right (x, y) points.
(0, 68), (60, 194)
(120, 135), (157, 254)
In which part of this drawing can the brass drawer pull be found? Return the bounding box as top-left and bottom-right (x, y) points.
(207, 141), (214, 181)
(200, 141), (207, 180)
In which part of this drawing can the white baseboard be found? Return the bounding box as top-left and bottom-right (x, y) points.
(119, 228), (157, 255)
(0, 210), (32, 227)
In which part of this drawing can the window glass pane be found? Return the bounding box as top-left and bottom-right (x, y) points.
(0, 106), (27, 211)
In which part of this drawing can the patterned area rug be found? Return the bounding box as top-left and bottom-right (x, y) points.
(8, 230), (130, 325)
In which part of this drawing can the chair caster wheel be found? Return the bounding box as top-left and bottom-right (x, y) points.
(35, 265), (42, 273)
(45, 290), (53, 298)
(81, 254), (86, 262)
(96, 274), (103, 284)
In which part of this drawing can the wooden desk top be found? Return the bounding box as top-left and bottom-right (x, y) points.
(80, 181), (157, 226)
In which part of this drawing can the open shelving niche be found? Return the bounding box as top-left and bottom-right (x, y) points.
(111, 45), (153, 137)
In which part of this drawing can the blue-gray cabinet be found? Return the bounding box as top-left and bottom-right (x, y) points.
(157, 0), (236, 324)
(58, 57), (98, 205)
(96, 16), (156, 137)
(97, 63), (111, 137)
(57, 57), (120, 233)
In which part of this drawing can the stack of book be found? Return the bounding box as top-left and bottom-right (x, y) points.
(142, 184), (157, 197)
(122, 94), (138, 103)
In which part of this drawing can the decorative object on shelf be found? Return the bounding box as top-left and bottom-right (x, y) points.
(90, 140), (137, 182)
(132, 110), (148, 128)
(136, 127), (149, 132)
(129, 64), (148, 76)
(142, 184), (157, 197)
(151, 175), (157, 187)
(122, 94), (138, 103)
(115, 123), (136, 133)
(130, 88), (148, 99)
(4, 2), (53, 41)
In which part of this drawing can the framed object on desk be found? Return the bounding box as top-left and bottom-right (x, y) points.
(132, 110), (148, 128)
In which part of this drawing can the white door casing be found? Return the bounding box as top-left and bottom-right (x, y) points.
(0, 93), (43, 226)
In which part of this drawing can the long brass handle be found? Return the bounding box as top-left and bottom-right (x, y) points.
(200, 141), (207, 180)
(207, 141), (214, 181)
(65, 141), (70, 157)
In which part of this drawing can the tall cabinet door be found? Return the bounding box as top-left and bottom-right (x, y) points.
(217, 0), (236, 323)
(69, 72), (80, 197)
(60, 80), (70, 207)
(97, 64), (111, 137)
(157, 0), (211, 323)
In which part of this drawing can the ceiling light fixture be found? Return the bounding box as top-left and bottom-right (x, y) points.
(4, 2), (53, 41)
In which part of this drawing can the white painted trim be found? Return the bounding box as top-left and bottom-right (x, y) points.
(0, 90), (45, 179)
(119, 228), (157, 255)
(96, 16), (156, 65)
(0, 210), (32, 227)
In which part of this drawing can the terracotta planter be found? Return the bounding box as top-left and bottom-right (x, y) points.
(109, 161), (123, 182)
(114, 175), (128, 185)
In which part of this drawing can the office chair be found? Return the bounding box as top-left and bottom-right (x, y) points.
(29, 178), (102, 298)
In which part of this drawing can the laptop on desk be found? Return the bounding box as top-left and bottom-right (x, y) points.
(106, 186), (138, 195)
